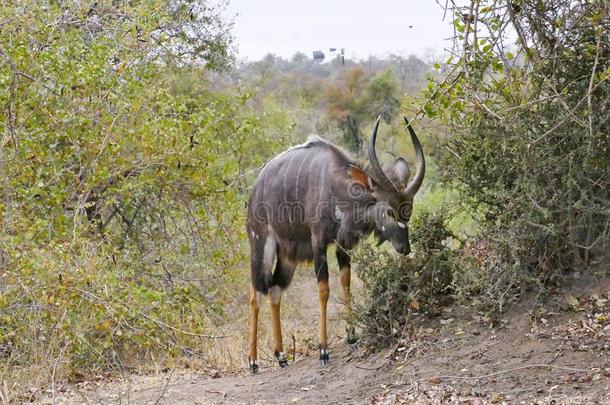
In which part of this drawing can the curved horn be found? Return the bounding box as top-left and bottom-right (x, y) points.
(403, 117), (426, 197)
(368, 115), (398, 192)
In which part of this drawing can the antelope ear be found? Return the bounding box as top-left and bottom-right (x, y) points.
(346, 164), (375, 191)
(389, 158), (411, 189)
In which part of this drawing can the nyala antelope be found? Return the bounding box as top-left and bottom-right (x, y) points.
(246, 116), (425, 374)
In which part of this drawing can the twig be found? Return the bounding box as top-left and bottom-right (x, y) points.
(51, 309), (68, 405)
(141, 309), (236, 339)
(586, 24), (603, 140)
(0, 45), (18, 151)
(0, 17), (16, 28)
(531, 74), (609, 145)
(153, 363), (176, 405)
(355, 363), (387, 371)
(51, 345), (66, 405)
(411, 66), (464, 122)
(461, 0), (476, 80)
(74, 287), (235, 339)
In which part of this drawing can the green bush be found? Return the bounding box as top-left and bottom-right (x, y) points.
(421, 0), (609, 308)
(0, 1), (293, 392)
(353, 211), (458, 347)
(0, 239), (222, 380)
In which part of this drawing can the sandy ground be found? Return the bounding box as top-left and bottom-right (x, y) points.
(46, 270), (609, 404)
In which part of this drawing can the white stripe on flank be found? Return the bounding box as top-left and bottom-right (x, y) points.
(294, 150), (308, 200)
(263, 227), (277, 275)
(284, 152), (297, 206)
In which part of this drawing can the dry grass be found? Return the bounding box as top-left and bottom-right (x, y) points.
(2, 254), (361, 403)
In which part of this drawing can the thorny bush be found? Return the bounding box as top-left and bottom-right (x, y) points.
(353, 212), (459, 347)
(421, 0), (609, 311)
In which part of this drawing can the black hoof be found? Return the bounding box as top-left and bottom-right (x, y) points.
(249, 358), (259, 375)
(275, 352), (289, 368)
(319, 348), (330, 367)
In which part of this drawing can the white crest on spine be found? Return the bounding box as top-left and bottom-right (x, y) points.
(259, 135), (324, 176)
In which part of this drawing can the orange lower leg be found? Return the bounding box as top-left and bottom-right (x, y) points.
(340, 267), (352, 310)
(248, 286), (260, 370)
(318, 280), (330, 349)
(270, 286), (284, 356)
(340, 267), (356, 343)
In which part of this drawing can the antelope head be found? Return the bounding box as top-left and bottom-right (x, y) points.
(367, 116), (426, 255)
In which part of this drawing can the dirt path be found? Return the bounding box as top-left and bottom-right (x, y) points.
(50, 273), (610, 404)
(114, 346), (389, 404)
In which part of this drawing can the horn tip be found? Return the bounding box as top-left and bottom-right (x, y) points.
(372, 115), (382, 132)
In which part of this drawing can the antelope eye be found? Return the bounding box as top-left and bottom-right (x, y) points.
(386, 208), (396, 219)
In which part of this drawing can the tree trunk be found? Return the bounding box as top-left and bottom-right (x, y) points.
(342, 115), (362, 153)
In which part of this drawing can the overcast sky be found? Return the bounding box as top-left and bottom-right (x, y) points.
(225, 0), (459, 62)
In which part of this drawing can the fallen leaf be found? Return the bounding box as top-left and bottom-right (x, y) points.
(440, 318), (454, 325)
(491, 393), (504, 403)
(301, 385), (314, 391)
(409, 298), (420, 310)
(429, 377), (442, 384)
(565, 294), (579, 308)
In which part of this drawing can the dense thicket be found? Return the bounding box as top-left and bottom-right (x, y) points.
(351, 0), (608, 348)
(425, 0), (609, 306)
(0, 0), (291, 385)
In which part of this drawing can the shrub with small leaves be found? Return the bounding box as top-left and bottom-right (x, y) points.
(353, 212), (458, 347)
